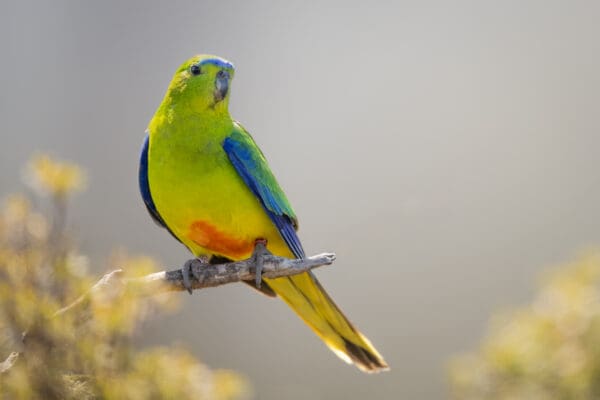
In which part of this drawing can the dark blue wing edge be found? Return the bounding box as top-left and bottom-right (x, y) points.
(223, 137), (306, 259)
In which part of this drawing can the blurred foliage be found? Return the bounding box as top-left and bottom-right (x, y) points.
(25, 153), (87, 198)
(0, 155), (250, 399)
(449, 253), (600, 400)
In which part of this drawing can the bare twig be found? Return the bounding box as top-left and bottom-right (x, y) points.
(56, 251), (336, 315)
(0, 352), (19, 374)
(133, 252), (336, 293)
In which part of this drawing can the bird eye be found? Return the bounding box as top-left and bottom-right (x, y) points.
(190, 64), (202, 76)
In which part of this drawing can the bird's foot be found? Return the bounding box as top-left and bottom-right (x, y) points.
(252, 239), (270, 289)
(182, 255), (210, 294)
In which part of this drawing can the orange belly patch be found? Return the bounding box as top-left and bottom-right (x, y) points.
(187, 220), (254, 259)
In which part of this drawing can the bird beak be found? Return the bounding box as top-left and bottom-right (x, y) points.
(214, 70), (230, 102)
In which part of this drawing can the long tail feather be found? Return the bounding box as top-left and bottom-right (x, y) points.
(264, 271), (388, 373)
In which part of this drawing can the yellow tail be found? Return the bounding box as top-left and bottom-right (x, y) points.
(264, 271), (389, 373)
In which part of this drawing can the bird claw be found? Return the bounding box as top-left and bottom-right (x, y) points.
(252, 239), (270, 289)
(182, 256), (209, 294)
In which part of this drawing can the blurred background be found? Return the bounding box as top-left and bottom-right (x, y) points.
(1, 1), (599, 398)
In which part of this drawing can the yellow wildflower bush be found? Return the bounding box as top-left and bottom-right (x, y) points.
(25, 154), (86, 198)
(449, 254), (600, 400)
(0, 155), (250, 399)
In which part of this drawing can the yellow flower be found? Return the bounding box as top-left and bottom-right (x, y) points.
(25, 154), (86, 197)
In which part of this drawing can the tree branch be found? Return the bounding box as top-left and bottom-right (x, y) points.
(134, 252), (336, 293)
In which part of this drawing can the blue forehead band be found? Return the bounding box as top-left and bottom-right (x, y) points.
(198, 58), (235, 70)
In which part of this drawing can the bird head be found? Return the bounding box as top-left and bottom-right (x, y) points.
(164, 54), (235, 113)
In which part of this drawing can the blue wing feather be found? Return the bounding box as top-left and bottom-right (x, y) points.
(223, 129), (305, 259)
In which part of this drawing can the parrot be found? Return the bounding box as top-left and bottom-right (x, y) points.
(139, 54), (388, 373)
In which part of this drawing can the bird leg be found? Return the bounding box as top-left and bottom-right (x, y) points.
(252, 238), (270, 289)
(182, 255), (210, 294)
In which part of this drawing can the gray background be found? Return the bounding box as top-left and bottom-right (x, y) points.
(2, 1), (600, 398)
